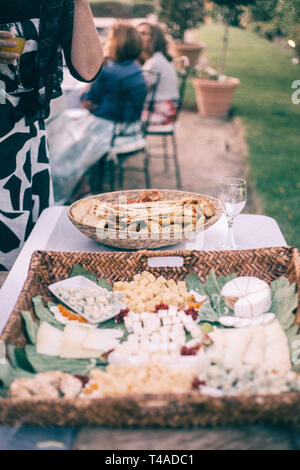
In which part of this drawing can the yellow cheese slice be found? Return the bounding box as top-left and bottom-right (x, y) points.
(36, 322), (63, 356)
(59, 324), (102, 359)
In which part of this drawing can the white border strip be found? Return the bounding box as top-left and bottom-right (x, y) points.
(0, 206), (64, 334)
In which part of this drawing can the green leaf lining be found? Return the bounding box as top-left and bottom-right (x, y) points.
(184, 274), (206, 295)
(98, 278), (113, 291)
(32, 296), (64, 330)
(21, 311), (38, 345)
(24, 345), (96, 375)
(270, 277), (298, 330)
(69, 263), (97, 282)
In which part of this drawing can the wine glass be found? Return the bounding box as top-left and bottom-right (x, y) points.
(216, 177), (247, 250)
(0, 23), (33, 95)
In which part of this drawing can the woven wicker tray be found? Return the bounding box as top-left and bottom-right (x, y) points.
(67, 189), (222, 250)
(1, 247), (300, 428)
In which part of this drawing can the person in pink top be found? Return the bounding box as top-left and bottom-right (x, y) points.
(136, 22), (179, 125)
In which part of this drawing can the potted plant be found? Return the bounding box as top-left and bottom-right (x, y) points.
(159, 0), (206, 68)
(192, 0), (255, 118)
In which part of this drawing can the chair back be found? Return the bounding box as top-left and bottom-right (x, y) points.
(173, 55), (190, 120)
(110, 70), (148, 147)
(141, 70), (160, 135)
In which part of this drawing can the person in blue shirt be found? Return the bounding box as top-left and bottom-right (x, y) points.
(48, 22), (147, 204)
(81, 23), (147, 123)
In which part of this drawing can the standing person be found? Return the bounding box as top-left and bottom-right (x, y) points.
(136, 22), (179, 125)
(48, 22), (147, 204)
(0, 0), (103, 270)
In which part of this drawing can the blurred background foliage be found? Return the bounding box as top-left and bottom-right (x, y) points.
(88, 0), (300, 57)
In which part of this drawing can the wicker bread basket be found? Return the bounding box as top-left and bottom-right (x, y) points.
(0, 247), (300, 428)
(67, 189), (222, 249)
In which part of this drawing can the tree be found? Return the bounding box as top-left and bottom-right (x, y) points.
(248, 0), (279, 22)
(159, 0), (206, 42)
(212, 0), (256, 75)
(272, 0), (300, 37)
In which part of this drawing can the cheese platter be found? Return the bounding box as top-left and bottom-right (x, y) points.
(0, 247), (300, 428)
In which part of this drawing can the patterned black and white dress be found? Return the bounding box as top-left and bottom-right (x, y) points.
(0, 1), (100, 270)
(0, 18), (53, 270)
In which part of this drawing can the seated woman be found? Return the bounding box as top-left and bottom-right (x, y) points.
(136, 22), (179, 126)
(48, 22), (147, 204)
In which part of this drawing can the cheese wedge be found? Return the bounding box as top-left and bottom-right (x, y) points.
(81, 328), (121, 352)
(59, 324), (102, 359)
(262, 319), (291, 375)
(243, 325), (265, 366)
(36, 322), (63, 356)
(205, 328), (227, 362)
(222, 327), (252, 368)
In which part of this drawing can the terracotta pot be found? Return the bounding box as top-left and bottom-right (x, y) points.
(172, 42), (205, 69)
(192, 77), (240, 118)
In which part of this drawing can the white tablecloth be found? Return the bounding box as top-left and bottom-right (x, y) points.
(0, 206), (286, 334)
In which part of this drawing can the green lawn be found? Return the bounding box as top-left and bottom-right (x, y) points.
(186, 24), (300, 248)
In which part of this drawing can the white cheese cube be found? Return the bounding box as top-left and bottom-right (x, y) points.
(133, 324), (143, 335)
(150, 332), (160, 343)
(191, 326), (202, 338)
(168, 306), (178, 315)
(168, 342), (178, 353)
(183, 322), (195, 333)
(131, 313), (141, 322)
(160, 343), (169, 353)
(168, 309), (176, 317)
(149, 343), (160, 353)
(159, 326), (169, 335)
(158, 310), (168, 318)
(173, 335), (186, 346)
(172, 324), (185, 334)
(172, 317), (181, 324)
(178, 310), (187, 320)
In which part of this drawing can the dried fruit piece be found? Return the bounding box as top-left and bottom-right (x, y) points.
(74, 374), (90, 387)
(115, 308), (129, 323)
(191, 377), (206, 389)
(58, 304), (88, 324)
(155, 303), (169, 313)
(184, 307), (198, 321)
(181, 343), (202, 356)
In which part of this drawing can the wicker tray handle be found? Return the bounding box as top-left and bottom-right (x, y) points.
(137, 250), (198, 273)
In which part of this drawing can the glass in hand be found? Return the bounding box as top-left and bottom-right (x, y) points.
(0, 23), (33, 95)
(216, 177), (247, 250)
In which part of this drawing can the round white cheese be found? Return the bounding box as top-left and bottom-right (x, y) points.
(221, 276), (272, 318)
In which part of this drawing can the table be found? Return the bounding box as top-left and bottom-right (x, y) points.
(0, 206), (287, 332)
(0, 206), (297, 451)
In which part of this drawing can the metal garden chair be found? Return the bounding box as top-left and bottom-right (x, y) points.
(143, 56), (191, 190)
